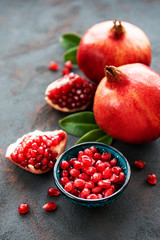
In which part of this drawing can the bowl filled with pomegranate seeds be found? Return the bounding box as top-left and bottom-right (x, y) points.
(53, 142), (131, 207)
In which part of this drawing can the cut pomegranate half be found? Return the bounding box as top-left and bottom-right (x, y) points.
(45, 73), (96, 112)
(5, 130), (67, 174)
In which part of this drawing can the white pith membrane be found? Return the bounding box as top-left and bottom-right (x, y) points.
(5, 130), (67, 174)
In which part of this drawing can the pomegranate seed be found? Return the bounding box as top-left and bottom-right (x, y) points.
(95, 160), (106, 171)
(60, 177), (69, 185)
(101, 153), (111, 161)
(110, 174), (119, 183)
(87, 194), (98, 199)
(104, 188), (114, 197)
(83, 148), (93, 157)
(64, 182), (73, 192)
(34, 163), (41, 169)
(70, 169), (80, 178)
(62, 68), (70, 75)
(43, 202), (56, 211)
(147, 173), (157, 185)
(49, 61), (58, 71)
(18, 203), (29, 214)
(118, 172), (125, 183)
(81, 155), (92, 167)
(48, 187), (60, 196)
(79, 173), (90, 181)
(28, 158), (36, 165)
(48, 161), (54, 169)
(111, 166), (122, 175)
(78, 151), (83, 161)
(41, 158), (49, 166)
(134, 160), (146, 169)
(91, 173), (102, 182)
(69, 175), (75, 181)
(93, 152), (101, 160)
(73, 160), (82, 170)
(102, 167), (112, 179)
(97, 193), (103, 199)
(60, 160), (70, 169)
(89, 146), (98, 154)
(85, 181), (95, 189)
(80, 188), (90, 198)
(98, 179), (111, 188)
(85, 166), (97, 175)
(61, 170), (69, 177)
(74, 179), (85, 188)
(110, 158), (117, 166)
(92, 187), (102, 194)
(64, 60), (72, 70)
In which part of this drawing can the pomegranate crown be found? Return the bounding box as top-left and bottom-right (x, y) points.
(112, 20), (125, 38)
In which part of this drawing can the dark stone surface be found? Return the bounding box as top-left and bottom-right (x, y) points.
(0, 0), (160, 239)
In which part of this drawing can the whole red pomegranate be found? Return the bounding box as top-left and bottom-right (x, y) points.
(5, 130), (67, 174)
(45, 73), (96, 112)
(93, 63), (160, 144)
(77, 20), (151, 84)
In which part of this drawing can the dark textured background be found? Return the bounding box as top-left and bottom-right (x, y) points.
(0, 0), (160, 239)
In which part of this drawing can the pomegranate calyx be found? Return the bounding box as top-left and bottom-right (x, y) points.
(105, 66), (128, 85)
(112, 20), (125, 38)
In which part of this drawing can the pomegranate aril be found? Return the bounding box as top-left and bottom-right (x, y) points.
(49, 61), (59, 71)
(32, 143), (38, 150)
(102, 167), (112, 179)
(98, 179), (111, 188)
(104, 188), (114, 197)
(95, 160), (106, 171)
(34, 163), (41, 169)
(85, 166), (97, 176)
(80, 188), (90, 198)
(91, 173), (102, 183)
(73, 160), (82, 170)
(18, 203), (29, 214)
(64, 182), (73, 192)
(74, 179), (85, 188)
(89, 146), (98, 154)
(60, 160), (70, 169)
(79, 173), (90, 181)
(78, 151), (83, 161)
(87, 194), (98, 199)
(48, 187), (60, 196)
(62, 68), (70, 75)
(64, 60), (73, 70)
(69, 176), (75, 181)
(21, 160), (28, 167)
(111, 166), (122, 175)
(85, 180), (95, 189)
(81, 155), (92, 167)
(110, 174), (119, 183)
(43, 202), (56, 211)
(60, 177), (69, 185)
(31, 150), (38, 158)
(93, 152), (101, 160)
(41, 158), (49, 166)
(48, 161), (54, 169)
(147, 173), (157, 185)
(110, 158), (117, 166)
(97, 193), (103, 199)
(92, 187), (102, 194)
(28, 158), (36, 165)
(18, 154), (25, 161)
(101, 153), (111, 161)
(52, 150), (58, 159)
(61, 170), (69, 177)
(83, 148), (93, 157)
(36, 155), (43, 162)
(70, 169), (80, 178)
(134, 160), (146, 169)
(118, 172), (125, 183)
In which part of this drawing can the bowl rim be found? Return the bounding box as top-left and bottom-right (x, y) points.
(53, 142), (131, 203)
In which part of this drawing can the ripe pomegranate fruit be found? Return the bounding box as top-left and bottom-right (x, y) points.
(77, 20), (151, 84)
(5, 130), (67, 174)
(93, 63), (160, 144)
(45, 72), (96, 112)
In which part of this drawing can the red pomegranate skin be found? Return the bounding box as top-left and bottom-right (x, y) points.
(93, 63), (160, 144)
(77, 21), (151, 84)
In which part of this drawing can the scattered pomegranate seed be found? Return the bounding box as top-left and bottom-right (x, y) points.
(64, 60), (73, 70)
(48, 187), (60, 196)
(49, 61), (59, 71)
(60, 160), (70, 169)
(134, 160), (146, 169)
(43, 202), (56, 211)
(147, 173), (157, 185)
(62, 68), (70, 75)
(18, 203), (29, 214)
(59, 146), (125, 200)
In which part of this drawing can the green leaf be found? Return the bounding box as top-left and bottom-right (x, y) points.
(76, 129), (113, 145)
(59, 112), (99, 137)
(60, 33), (81, 50)
(63, 46), (78, 65)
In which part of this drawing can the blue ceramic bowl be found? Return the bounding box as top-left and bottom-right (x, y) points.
(53, 142), (131, 207)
